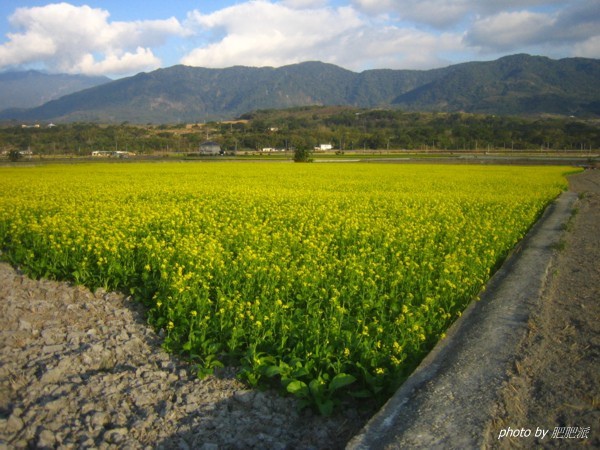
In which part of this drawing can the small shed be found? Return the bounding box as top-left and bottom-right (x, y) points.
(200, 141), (221, 155)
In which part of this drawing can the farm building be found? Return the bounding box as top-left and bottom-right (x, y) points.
(199, 141), (222, 155)
(91, 151), (135, 158)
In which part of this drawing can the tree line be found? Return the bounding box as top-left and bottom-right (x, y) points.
(1, 107), (599, 156)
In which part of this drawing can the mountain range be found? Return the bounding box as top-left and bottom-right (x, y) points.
(0, 54), (598, 123)
(0, 70), (110, 110)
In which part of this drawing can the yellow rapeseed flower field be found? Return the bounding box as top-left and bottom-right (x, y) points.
(0, 162), (576, 413)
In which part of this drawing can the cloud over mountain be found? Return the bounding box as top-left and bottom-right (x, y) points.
(0, 1), (598, 77)
(181, 1), (463, 71)
(0, 3), (186, 76)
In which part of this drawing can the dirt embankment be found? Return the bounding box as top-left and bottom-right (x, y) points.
(486, 169), (600, 448)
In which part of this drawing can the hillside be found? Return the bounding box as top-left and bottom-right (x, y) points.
(0, 71), (110, 110)
(393, 55), (600, 115)
(0, 55), (598, 123)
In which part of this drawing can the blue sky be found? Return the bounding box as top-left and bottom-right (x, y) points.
(0, 0), (598, 78)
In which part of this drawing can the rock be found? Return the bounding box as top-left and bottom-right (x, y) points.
(67, 331), (84, 345)
(133, 392), (154, 407)
(252, 391), (272, 414)
(103, 428), (128, 444)
(155, 400), (172, 418)
(200, 443), (219, 450)
(41, 329), (63, 345)
(40, 366), (67, 384)
(18, 319), (32, 331)
(86, 328), (97, 337)
(80, 438), (95, 447)
(167, 373), (178, 383)
(233, 390), (255, 405)
(80, 403), (97, 415)
(41, 344), (64, 354)
(6, 414), (24, 433)
(160, 360), (176, 370)
(37, 429), (55, 448)
(90, 411), (109, 429)
(44, 397), (68, 412)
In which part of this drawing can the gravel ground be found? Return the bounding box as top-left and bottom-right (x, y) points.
(0, 269), (376, 449)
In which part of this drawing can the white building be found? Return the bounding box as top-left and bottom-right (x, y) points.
(200, 141), (222, 155)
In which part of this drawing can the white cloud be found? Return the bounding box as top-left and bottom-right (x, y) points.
(466, 11), (554, 51)
(0, 2), (185, 76)
(350, 0), (394, 14)
(464, 1), (600, 56)
(181, 0), (464, 70)
(329, 26), (463, 70)
(182, 1), (364, 68)
(71, 47), (161, 77)
(353, 0), (471, 27)
(351, 0), (565, 28)
(573, 36), (600, 58)
(280, 0), (329, 8)
(552, 0), (600, 42)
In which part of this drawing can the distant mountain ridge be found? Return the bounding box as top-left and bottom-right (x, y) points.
(0, 70), (110, 110)
(1, 54), (598, 123)
(392, 54), (600, 115)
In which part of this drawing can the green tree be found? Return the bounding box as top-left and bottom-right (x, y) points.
(293, 146), (313, 162)
(8, 150), (23, 162)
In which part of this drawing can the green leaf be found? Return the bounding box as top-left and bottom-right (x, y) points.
(349, 389), (373, 398)
(263, 365), (281, 378)
(291, 366), (309, 378)
(244, 372), (260, 387)
(317, 399), (334, 416)
(195, 365), (214, 379)
(286, 380), (309, 398)
(309, 378), (325, 398)
(329, 373), (356, 392)
(207, 358), (224, 370)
